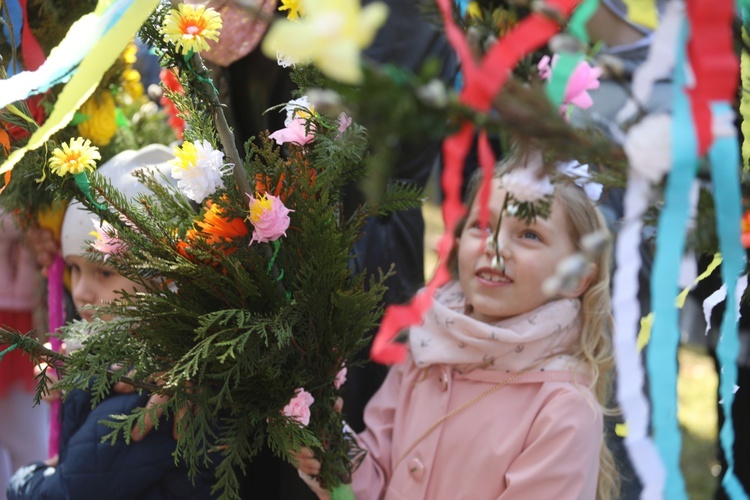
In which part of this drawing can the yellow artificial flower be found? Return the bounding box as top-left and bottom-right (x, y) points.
(122, 42), (138, 65)
(48, 137), (101, 177)
(77, 92), (118, 146)
(161, 3), (223, 55)
(121, 68), (144, 100)
(466, 2), (482, 20)
(278, 0), (304, 20)
(261, 0), (389, 84)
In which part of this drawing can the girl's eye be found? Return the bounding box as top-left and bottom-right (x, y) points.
(521, 230), (541, 241)
(98, 269), (115, 279)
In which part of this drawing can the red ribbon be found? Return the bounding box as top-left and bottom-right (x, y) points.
(371, 0), (581, 363)
(685, 0), (737, 155)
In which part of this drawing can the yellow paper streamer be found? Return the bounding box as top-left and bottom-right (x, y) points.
(615, 422), (628, 437)
(741, 27), (750, 170)
(636, 253), (723, 351)
(0, 0), (160, 175)
(621, 0), (659, 31)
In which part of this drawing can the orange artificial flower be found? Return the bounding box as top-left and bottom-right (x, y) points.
(742, 210), (750, 248)
(194, 201), (249, 244)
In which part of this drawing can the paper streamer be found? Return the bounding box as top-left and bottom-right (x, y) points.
(616, 0), (684, 125)
(646, 17), (696, 499)
(46, 255), (66, 457)
(612, 172), (666, 499)
(622, 0), (660, 30)
(372, 0), (581, 363)
(707, 102), (748, 500)
(702, 275), (747, 336)
(0, 0), (161, 176)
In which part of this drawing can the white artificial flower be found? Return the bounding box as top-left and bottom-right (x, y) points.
(171, 140), (233, 203)
(284, 96), (313, 126)
(276, 51), (297, 69)
(624, 114), (672, 183)
(557, 161), (603, 202)
(501, 164), (554, 202)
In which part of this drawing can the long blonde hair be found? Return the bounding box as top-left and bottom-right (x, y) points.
(449, 156), (619, 500)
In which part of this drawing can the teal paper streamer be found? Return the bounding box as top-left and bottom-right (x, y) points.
(0, 343), (18, 362)
(647, 18), (693, 499)
(568, 0), (600, 43)
(545, 52), (584, 109)
(329, 483), (355, 500)
(708, 102), (748, 500)
(73, 172), (106, 210)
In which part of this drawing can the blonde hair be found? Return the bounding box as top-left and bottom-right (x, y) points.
(450, 154), (619, 500)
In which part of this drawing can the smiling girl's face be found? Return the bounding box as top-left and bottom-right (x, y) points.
(66, 255), (145, 322)
(457, 177), (584, 324)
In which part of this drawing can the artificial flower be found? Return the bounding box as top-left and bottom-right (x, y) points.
(282, 388), (314, 427)
(623, 114), (672, 183)
(161, 3), (223, 55)
(247, 192), (292, 244)
(48, 137), (101, 177)
(77, 92), (118, 146)
(89, 219), (127, 260)
(337, 112), (352, 133)
(269, 118), (315, 146)
(501, 156), (554, 203)
(278, 0), (304, 20)
(556, 161), (603, 202)
(334, 364), (347, 390)
(261, 0), (389, 84)
(284, 96), (315, 126)
(538, 55), (601, 113)
(160, 69), (186, 140)
(194, 201), (249, 244)
(742, 211), (750, 248)
(0, 130), (9, 154)
(170, 140), (232, 203)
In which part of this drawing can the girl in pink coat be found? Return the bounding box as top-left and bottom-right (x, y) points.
(297, 152), (618, 500)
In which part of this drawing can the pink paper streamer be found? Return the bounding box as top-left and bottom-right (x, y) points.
(47, 254), (65, 457)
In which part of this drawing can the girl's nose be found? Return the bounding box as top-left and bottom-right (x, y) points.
(72, 278), (94, 308)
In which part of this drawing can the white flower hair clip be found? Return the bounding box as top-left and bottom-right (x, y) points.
(556, 161), (603, 202)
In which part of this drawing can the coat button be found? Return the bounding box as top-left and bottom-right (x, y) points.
(439, 368), (450, 391)
(407, 457), (425, 480)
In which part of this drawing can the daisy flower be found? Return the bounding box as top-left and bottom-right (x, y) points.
(161, 3), (223, 55)
(48, 137), (101, 177)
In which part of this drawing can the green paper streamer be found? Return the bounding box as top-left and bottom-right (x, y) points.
(69, 112), (91, 126)
(115, 107), (129, 128)
(73, 171), (107, 210)
(568, 0), (600, 44)
(545, 52), (584, 108)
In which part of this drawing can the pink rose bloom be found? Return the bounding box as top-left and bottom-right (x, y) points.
(247, 193), (293, 244)
(334, 365), (347, 390)
(90, 219), (127, 260)
(282, 388), (314, 427)
(537, 55), (601, 112)
(269, 118), (315, 146)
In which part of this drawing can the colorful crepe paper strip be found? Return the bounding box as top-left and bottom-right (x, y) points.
(647, 18), (696, 499)
(372, 0), (582, 362)
(0, 0), (161, 176)
(621, 0), (660, 30)
(47, 256), (66, 457)
(708, 103), (747, 500)
(1, 0), (23, 75)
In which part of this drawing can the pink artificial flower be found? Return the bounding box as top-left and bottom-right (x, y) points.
(247, 192), (293, 244)
(89, 219), (127, 260)
(268, 117), (315, 146)
(282, 388), (314, 427)
(337, 112), (352, 133)
(537, 55), (601, 113)
(334, 364), (347, 390)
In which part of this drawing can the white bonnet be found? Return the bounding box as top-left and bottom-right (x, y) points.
(61, 144), (176, 258)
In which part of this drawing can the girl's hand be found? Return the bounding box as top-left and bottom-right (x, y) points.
(293, 447), (321, 476)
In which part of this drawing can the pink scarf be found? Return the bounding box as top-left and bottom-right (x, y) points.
(409, 281), (584, 373)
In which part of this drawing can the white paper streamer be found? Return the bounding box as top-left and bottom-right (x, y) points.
(616, 0), (685, 125)
(612, 173), (666, 499)
(703, 275), (748, 335)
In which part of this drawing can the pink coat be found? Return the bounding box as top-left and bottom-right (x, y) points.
(352, 355), (602, 500)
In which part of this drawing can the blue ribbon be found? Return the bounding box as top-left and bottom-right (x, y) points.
(1, 0), (23, 76)
(709, 101), (748, 500)
(647, 18), (693, 499)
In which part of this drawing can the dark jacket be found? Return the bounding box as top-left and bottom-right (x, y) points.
(7, 389), (214, 500)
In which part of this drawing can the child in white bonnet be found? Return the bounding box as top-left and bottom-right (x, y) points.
(7, 144), (215, 500)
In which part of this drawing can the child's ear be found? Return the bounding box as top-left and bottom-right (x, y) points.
(559, 263), (596, 299)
